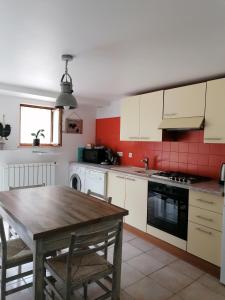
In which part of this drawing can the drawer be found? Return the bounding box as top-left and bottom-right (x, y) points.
(189, 206), (222, 231)
(189, 190), (223, 213)
(187, 221), (221, 266)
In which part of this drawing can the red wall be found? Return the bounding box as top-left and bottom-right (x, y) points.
(96, 117), (225, 179)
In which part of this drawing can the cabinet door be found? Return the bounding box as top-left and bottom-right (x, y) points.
(164, 83), (206, 118)
(187, 221), (221, 266)
(204, 79), (225, 143)
(139, 91), (163, 141)
(125, 176), (148, 232)
(120, 95), (140, 141)
(107, 172), (125, 208)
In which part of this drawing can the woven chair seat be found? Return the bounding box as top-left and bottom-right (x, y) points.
(0, 238), (33, 266)
(46, 252), (112, 286)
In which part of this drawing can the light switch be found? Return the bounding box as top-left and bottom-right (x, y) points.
(128, 152), (133, 158)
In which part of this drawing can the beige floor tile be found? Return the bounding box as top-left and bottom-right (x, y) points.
(150, 265), (194, 293)
(125, 277), (173, 300)
(178, 281), (225, 300)
(123, 229), (137, 242)
(5, 287), (32, 300)
(120, 290), (134, 299)
(198, 273), (225, 297)
(129, 237), (155, 252)
(109, 242), (143, 263)
(147, 247), (177, 265)
(168, 295), (183, 300)
(168, 259), (204, 280)
(121, 262), (145, 289)
(127, 253), (164, 275)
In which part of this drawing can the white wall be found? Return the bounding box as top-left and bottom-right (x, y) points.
(96, 99), (121, 119)
(0, 95), (96, 185)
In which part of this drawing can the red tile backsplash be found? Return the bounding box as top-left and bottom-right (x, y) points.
(96, 117), (225, 179)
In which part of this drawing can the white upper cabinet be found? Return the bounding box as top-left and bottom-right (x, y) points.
(204, 78), (225, 143)
(120, 91), (163, 141)
(120, 95), (140, 141)
(164, 83), (206, 118)
(139, 91), (163, 141)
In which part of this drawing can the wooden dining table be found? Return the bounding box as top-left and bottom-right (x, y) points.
(0, 185), (128, 300)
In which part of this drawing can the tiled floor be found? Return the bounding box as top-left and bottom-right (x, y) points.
(3, 228), (225, 299)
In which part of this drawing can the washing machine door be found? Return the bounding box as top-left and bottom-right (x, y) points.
(70, 174), (81, 191)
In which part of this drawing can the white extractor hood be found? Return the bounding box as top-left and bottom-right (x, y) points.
(158, 116), (204, 130)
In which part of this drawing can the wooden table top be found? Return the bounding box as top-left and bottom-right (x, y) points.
(0, 186), (128, 240)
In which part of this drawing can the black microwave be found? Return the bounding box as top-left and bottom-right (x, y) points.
(83, 148), (106, 164)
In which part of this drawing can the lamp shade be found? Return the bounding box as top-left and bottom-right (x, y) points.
(55, 81), (78, 109)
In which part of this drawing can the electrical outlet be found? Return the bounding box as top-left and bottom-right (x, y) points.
(117, 152), (123, 157)
(128, 152), (133, 158)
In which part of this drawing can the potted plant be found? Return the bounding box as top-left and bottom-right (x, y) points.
(31, 129), (45, 146)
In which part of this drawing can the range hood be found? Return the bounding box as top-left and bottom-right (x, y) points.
(159, 116), (204, 130)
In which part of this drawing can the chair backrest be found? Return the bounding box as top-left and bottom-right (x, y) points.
(9, 183), (45, 190)
(66, 220), (122, 282)
(0, 217), (7, 264)
(87, 189), (112, 204)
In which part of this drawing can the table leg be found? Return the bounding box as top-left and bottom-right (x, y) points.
(33, 240), (45, 300)
(112, 221), (123, 300)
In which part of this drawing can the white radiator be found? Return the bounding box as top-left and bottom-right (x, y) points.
(0, 162), (56, 191)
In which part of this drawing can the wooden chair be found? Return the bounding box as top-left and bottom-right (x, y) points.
(44, 220), (122, 300)
(8, 184), (45, 239)
(87, 189), (112, 204)
(0, 217), (33, 299)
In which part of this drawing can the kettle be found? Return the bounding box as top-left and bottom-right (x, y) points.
(219, 163), (225, 185)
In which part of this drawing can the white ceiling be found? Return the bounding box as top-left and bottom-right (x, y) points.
(0, 0), (225, 105)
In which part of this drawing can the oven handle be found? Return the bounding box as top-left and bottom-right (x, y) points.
(149, 191), (186, 201)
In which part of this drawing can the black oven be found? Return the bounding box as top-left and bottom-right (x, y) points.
(147, 181), (189, 240)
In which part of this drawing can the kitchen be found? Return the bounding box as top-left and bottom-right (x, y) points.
(0, 1), (225, 300)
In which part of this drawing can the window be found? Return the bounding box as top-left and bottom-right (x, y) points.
(20, 104), (62, 146)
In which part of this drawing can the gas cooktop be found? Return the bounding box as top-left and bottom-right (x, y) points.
(151, 171), (210, 184)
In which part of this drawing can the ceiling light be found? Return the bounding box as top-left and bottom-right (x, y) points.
(55, 54), (78, 109)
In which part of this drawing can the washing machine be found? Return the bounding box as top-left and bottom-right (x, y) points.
(69, 163), (86, 193)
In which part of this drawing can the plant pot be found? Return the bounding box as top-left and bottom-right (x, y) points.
(33, 138), (40, 147)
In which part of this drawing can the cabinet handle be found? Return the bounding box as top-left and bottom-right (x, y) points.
(196, 198), (214, 205)
(129, 137), (139, 139)
(196, 227), (212, 235)
(116, 176), (125, 179)
(140, 137), (150, 140)
(196, 215), (213, 222)
(126, 177), (136, 181)
(204, 137), (222, 140)
(164, 113), (177, 116)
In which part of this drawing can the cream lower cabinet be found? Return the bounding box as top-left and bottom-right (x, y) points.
(107, 172), (125, 208)
(187, 190), (223, 266)
(107, 172), (148, 232)
(125, 176), (148, 232)
(204, 78), (225, 143)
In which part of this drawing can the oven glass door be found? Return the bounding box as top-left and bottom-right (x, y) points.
(147, 190), (188, 240)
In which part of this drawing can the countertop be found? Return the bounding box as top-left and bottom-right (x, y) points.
(70, 162), (224, 197)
